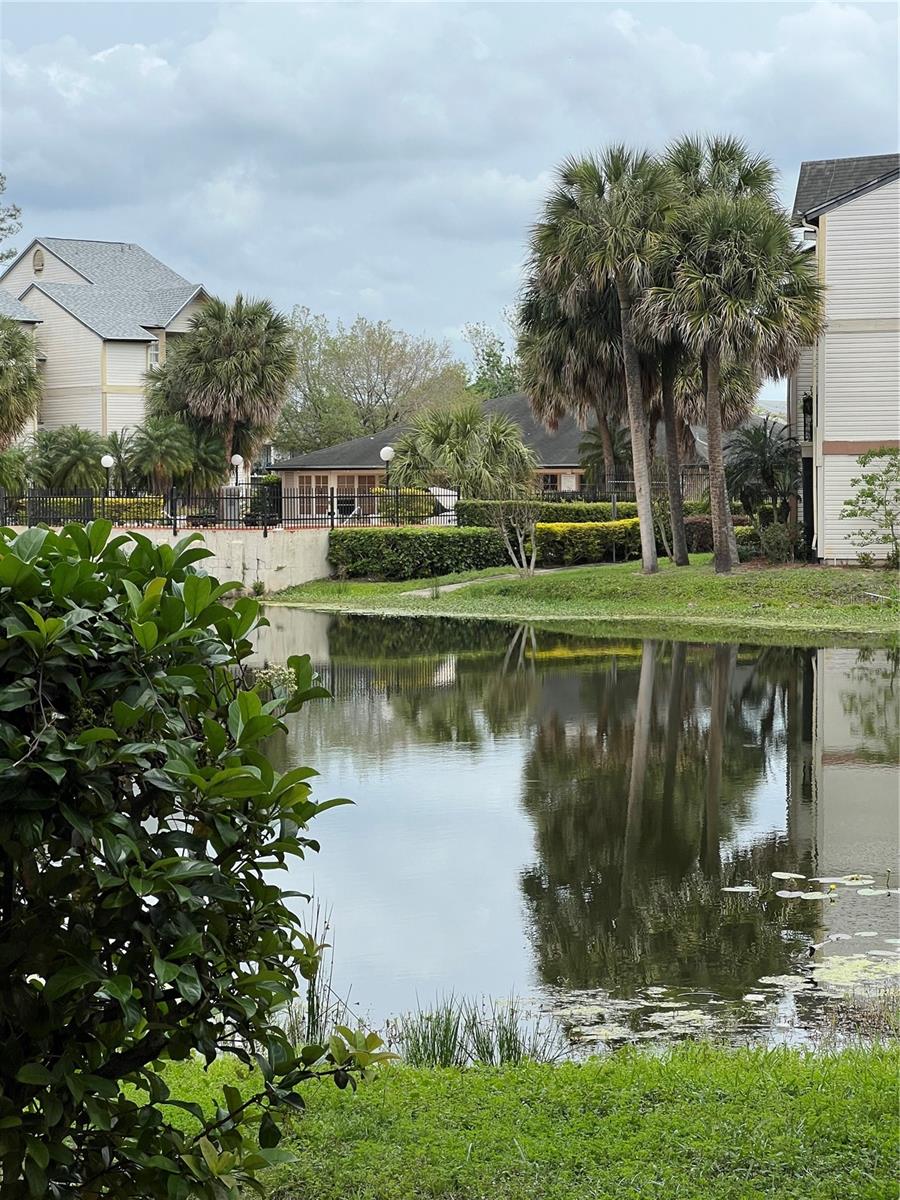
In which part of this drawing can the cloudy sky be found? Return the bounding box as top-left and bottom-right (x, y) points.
(2, 1), (898, 401)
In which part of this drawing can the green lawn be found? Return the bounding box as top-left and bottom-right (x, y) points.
(267, 557), (899, 646)
(163, 1045), (898, 1200)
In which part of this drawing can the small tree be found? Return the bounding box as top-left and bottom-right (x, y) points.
(840, 448), (900, 568)
(0, 522), (388, 1198)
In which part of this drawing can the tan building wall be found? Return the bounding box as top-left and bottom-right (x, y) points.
(1, 244), (85, 295)
(18, 286), (103, 430)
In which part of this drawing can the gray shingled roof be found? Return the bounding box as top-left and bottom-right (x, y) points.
(26, 283), (157, 341)
(792, 153), (899, 221)
(0, 291), (41, 323)
(38, 238), (192, 289)
(272, 394), (596, 471)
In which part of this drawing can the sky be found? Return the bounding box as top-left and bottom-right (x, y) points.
(1, 1), (898, 407)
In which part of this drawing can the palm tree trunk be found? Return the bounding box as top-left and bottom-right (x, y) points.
(616, 281), (658, 574)
(594, 406), (615, 490)
(661, 640), (686, 841)
(621, 639), (657, 911)
(661, 353), (689, 566)
(222, 419), (235, 467)
(704, 347), (733, 574)
(700, 645), (730, 880)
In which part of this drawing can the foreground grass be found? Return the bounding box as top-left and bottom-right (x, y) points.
(162, 1044), (897, 1200)
(268, 557), (899, 646)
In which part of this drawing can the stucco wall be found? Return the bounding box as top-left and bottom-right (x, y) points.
(132, 527), (332, 591)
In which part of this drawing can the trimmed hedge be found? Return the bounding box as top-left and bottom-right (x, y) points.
(534, 519), (642, 566)
(329, 526), (507, 580)
(456, 498), (639, 526)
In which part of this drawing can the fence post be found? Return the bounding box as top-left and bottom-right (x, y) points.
(170, 486), (178, 537)
(329, 488), (335, 530)
(611, 492), (618, 521)
(394, 486), (399, 528)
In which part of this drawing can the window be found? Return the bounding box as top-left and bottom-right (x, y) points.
(148, 341), (160, 367)
(32, 249), (44, 274)
(541, 473), (558, 492)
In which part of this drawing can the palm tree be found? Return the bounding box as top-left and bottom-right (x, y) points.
(526, 148), (678, 573)
(145, 295), (297, 463)
(518, 276), (626, 486)
(0, 447), (27, 493)
(180, 427), (228, 492)
(640, 192), (823, 572)
(0, 315), (42, 450)
(103, 429), (135, 494)
(579, 422), (631, 489)
(28, 426), (107, 491)
(392, 399), (535, 499)
(726, 417), (800, 521)
(129, 418), (194, 490)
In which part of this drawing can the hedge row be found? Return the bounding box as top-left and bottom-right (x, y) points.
(455, 498), (639, 526)
(535, 519), (643, 566)
(329, 526), (507, 580)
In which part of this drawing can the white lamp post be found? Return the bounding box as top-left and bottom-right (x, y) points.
(100, 453), (115, 497)
(230, 453), (244, 487)
(379, 444), (395, 486)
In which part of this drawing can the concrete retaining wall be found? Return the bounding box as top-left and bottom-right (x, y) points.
(12, 526), (332, 592)
(135, 527), (332, 592)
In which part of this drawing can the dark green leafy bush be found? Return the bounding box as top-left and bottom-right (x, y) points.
(0, 521), (388, 1198)
(735, 524), (761, 561)
(534, 519), (642, 565)
(456, 499), (638, 526)
(372, 488), (439, 526)
(329, 526), (507, 580)
(759, 521), (797, 564)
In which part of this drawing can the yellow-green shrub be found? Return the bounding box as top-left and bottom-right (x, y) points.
(534, 519), (642, 565)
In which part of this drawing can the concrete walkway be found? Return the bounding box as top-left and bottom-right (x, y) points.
(401, 572), (519, 597)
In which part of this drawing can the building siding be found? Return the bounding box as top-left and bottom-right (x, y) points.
(1, 245), (86, 296)
(106, 341), (148, 388)
(166, 297), (205, 333)
(106, 392), (147, 434)
(821, 330), (900, 440)
(18, 287), (103, 430)
(824, 178), (900, 321)
(820, 454), (890, 560)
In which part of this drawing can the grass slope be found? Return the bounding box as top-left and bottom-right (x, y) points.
(165, 1045), (898, 1200)
(268, 558), (899, 646)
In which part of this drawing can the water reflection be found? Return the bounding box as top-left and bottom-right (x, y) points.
(255, 611), (900, 1039)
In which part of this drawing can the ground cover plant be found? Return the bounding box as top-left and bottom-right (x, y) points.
(158, 1044), (899, 1200)
(269, 558), (899, 646)
(0, 520), (388, 1199)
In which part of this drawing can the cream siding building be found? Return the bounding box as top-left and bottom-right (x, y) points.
(787, 155), (900, 561)
(0, 238), (207, 437)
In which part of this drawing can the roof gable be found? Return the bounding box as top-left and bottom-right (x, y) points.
(36, 238), (192, 289)
(0, 291), (41, 323)
(792, 153), (900, 221)
(22, 283), (154, 341)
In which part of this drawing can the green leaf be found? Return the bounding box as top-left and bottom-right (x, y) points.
(131, 620), (159, 652)
(76, 727), (118, 746)
(100, 975), (133, 1005)
(43, 965), (96, 1004)
(16, 1063), (52, 1085)
(258, 1111), (281, 1149)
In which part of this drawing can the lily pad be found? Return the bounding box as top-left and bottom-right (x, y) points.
(775, 890), (804, 899)
(854, 931), (879, 937)
(772, 871), (806, 881)
(827, 933), (852, 941)
(742, 993), (767, 1002)
(799, 891), (829, 900)
(856, 888), (890, 897)
(722, 884), (758, 893)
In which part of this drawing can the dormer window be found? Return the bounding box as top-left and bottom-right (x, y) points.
(33, 248), (44, 274)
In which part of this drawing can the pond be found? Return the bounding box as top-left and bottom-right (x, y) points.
(255, 610), (900, 1047)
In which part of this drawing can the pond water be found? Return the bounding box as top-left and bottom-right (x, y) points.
(255, 610), (900, 1047)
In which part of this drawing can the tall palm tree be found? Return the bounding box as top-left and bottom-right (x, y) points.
(518, 276), (626, 485)
(391, 399), (535, 499)
(641, 193), (823, 572)
(0, 315), (42, 450)
(179, 427), (228, 492)
(527, 148), (678, 573)
(129, 418), (194, 490)
(145, 295), (297, 463)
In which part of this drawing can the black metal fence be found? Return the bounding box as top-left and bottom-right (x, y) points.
(0, 469), (710, 533)
(541, 465), (710, 506)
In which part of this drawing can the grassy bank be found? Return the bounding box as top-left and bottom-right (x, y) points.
(164, 1044), (897, 1199)
(267, 557), (900, 646)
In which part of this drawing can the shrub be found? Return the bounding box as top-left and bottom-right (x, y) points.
(373, 487), (439, 526)
(0, 520), (388, 1198)
(534, 519), (642, 566)
(735, 524), (761, 561)
(329, 526), (507, 580)
(456, 498), (638, 526)
(683, 513), (750, 553)
(759, 521), (797, 564)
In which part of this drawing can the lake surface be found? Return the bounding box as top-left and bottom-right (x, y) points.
(255, 610), (900, 1046)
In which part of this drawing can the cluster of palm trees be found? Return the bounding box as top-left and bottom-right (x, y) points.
(0, 295), (297, 496)
(518, 134), (823, 574)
